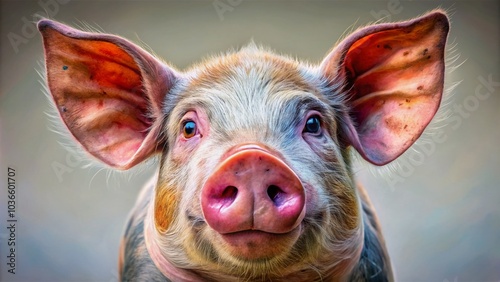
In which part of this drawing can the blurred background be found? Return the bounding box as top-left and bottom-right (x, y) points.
(1, 1), (498, 281)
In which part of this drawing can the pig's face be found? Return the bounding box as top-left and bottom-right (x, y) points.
(38, 10), (448, 280)
(155, 49), (361, 277)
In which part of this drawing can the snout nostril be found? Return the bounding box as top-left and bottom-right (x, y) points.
(220, 186), (238, 205)
(267, 185), (285, 206)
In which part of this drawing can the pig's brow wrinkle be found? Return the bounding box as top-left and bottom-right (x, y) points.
(280, 95), (330, 116)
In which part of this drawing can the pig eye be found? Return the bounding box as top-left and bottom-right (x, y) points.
(182, 120), (197, 138)
(304, 115), (321, 134)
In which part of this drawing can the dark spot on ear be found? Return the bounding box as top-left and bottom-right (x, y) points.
(61, 106), (67, 112)
(383, 44), (392, 50)
(403, 51), (409, 56)
(406, 99), (411, 103)
(423, 48), (428, 55)
(399, 102), (404, 106)
(417, 86), (423, 90)
(427, 55), (431, 59)
(62, 65), (68, 70)
(404, 124), (408, 129)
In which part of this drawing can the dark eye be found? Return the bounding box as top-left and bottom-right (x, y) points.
(304, 115), (321, 134)
(183, 121), (197, 138)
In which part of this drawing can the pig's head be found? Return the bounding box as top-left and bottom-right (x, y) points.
(39, 11), (448, 280)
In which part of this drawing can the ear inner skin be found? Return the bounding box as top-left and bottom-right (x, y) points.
(321, 11), (449, 165)
(38, 20), (178, 169)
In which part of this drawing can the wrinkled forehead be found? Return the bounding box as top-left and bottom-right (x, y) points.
(170, 48), (331, 128)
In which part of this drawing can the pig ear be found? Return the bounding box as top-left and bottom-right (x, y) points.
(321, 11), (449, 165)
(38, 20), (178, 169)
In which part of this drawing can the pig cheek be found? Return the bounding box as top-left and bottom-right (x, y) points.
(171, 135), (201, 163)
(295, 139), (335, 219)
(303, 133), (326, 153)
(304, 132), (340, 167)
(303, 183), (321, 217)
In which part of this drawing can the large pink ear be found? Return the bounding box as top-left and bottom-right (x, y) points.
(38, 20), (178, 169)
(321, 11), (449, 165)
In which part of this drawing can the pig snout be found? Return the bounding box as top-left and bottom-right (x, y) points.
(201, 144), (306, 235)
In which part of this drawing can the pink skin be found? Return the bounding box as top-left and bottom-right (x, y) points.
(201, 144), (306, 257)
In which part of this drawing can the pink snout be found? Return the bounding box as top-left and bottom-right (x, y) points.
(201, 145), (305, 235)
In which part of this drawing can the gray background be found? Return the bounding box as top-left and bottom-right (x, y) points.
(1, 0), (499, 281)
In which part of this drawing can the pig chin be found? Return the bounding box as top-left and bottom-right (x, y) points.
(211, 226), (303, 261)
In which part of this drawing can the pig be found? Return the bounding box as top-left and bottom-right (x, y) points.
(38, 10), (449, 281)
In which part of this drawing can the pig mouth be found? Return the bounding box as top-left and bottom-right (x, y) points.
(216, 226), (302, 261)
